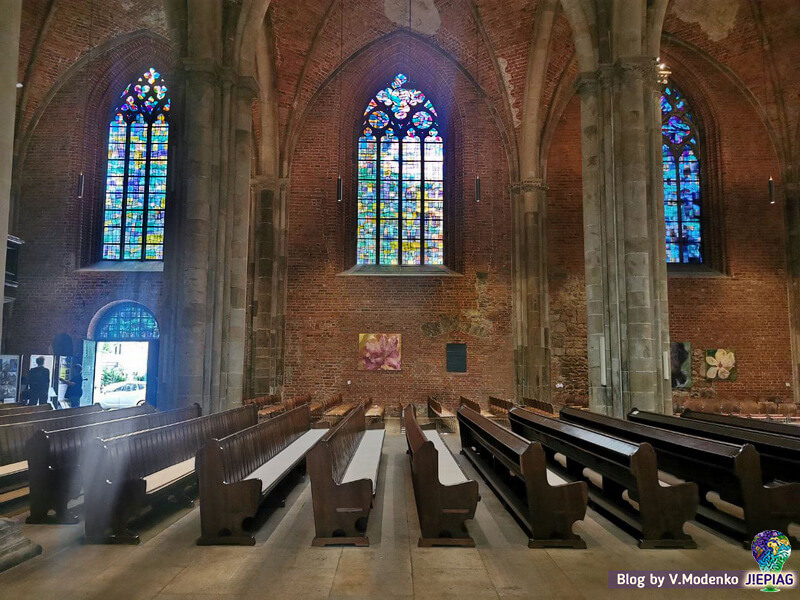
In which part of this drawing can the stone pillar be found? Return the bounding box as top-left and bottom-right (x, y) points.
(511, 179), (550, 404)
(0, 0), (21, 340)
(161, 61), (257, 413)
(576, 59), (671, 417)
(784, 181), (800, 404)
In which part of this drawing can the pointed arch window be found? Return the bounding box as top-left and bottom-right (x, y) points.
(357, 73), (444, 266)
(102, 68), (171, 261)
(662, 84), (702, 264)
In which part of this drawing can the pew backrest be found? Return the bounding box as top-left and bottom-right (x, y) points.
(488, 396), (515, 415)
(0, 404), (53, 417)
(682, 408), (800, 439)
(96, 405), (257, 482)
(319, 404), (365, 485)
(0, 403), (100, 426)
(1, 404), (154, 465)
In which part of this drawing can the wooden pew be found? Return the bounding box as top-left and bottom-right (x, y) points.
(563, 407), (800, 546)
(427, 397), (456, 432)
(682, 409), (800, 439)
(459, 396), (493, 418)
(311, 394), (343, 419)
(0, 402), (27, 410)
(1, 405), (154, 495)
(0, 403), (99, 426)
(25, 405), (201, 524)
(363, 399), (385, 425)
(523, 397), (556, 415)
(197, 404), (327, 545)
(628, 408), (800, 485)
(307, 404), (385, 546)
(83, 405), (257, 544)
(509, 407), (698, 548)
(488, 396), (515, 419)
(458, 405), (587, 548)
(0, 404), (52, 417)
(404, 405), (479, 547)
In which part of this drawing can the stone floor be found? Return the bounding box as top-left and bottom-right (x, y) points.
(0, 424), (757, 600)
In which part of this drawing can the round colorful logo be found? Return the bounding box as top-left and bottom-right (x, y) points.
(752, 530), (792, 592)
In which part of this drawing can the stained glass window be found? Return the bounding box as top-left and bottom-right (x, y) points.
(103, 68), (170, 261)
(357, 73), (444, 265)
(662, 84), (702, 264)
(96, 302), (160, 341)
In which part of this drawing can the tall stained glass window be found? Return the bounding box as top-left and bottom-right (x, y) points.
(103, 67), (170, 261)
(662, 84), (702, 263)
(357, 73), (444, 265)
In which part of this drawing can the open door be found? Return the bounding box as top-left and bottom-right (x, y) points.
(81, 340), (97, 406)
(146, 340), (159, 408)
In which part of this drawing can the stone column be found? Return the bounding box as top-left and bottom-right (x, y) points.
(576, 59), (671, 417)
(0, 0), (22, 340)
(784, 181), (800, 404)
(511, 179), (550, 404)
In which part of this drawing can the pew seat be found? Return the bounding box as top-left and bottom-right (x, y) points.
(341, 429), (385, 495)
(0, 460), (26, 478)
(423, 430), (469, 486)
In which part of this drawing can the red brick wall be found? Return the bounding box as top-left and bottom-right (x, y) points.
(8, 34), (175, 358)
(547, 72), (793, 404)
(282, 36), (515, 408)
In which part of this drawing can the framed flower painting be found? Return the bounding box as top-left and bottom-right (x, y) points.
(705, 348), (737, 382)
(359, 333), (402, 371)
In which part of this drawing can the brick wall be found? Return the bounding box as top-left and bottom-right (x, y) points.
(282, 36), (516, 408)
(8, 32), (175, 359)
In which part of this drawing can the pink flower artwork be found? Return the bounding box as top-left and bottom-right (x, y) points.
(359, 333), (402, 371)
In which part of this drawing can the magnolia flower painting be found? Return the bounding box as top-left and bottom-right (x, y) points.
(359, 333), (402, 371)
(705, 348), (737, 381)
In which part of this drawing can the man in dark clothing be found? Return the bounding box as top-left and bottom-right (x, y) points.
(27, 356), (51, 406)
(61, 364), (84, 409)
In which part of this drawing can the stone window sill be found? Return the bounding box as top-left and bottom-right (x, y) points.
(78, 261), (164, 273)
(337, 264), (461, 277)
(667, 264), (728, 278)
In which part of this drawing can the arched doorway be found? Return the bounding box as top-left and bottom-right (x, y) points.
(83, 302), (160, 407)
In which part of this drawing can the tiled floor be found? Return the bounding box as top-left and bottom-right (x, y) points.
(0, 424), (756, 599)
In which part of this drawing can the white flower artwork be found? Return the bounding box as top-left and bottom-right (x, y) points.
(705, 348), (737, 381)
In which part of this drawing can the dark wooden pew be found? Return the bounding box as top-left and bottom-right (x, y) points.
(458, 406), (587, 548)
(427, 397), (456, 432)
(488, 396), (515, 419)
(682, 409), (800, 439)
(0, 402), (27, 410)
(197, 404), (327, 545)
(25, 405), (201, 524)
(0, 404), (52, 417)
(1, 405), (154, 495)
(459, 397), (493, 418)
(509, 407), (698, 548)
(363, 399), (385, 425)
(0, 403), (99, 426)
(83, 405), (257, 544)
(629, 408), (800, 485)
(307, 404), (385, 546)
(563, 407), (800, 546)
(404, 405), (479, 547)
(310, 394), (342, 419)
(523, 397), (556, 415)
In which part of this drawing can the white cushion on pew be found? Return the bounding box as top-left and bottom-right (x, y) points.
(342, 429), (385, 495)
(0, 460), (27, 478)
(144, 457), (195, 494)
(423, 430), (469, 486)
(246, 428), (327, 494)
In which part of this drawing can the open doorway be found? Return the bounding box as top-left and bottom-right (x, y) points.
(92, 341), (149, 408)
(83, 302), (160, 407)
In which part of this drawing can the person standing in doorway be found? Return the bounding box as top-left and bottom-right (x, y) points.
(61, 364), (84, 409)
(27, 356), (51, 406)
